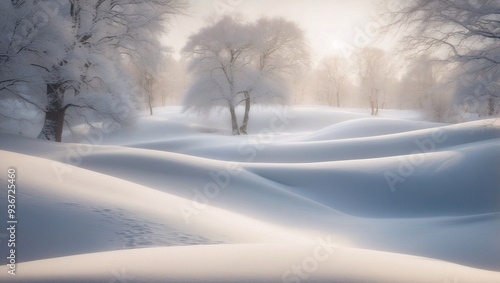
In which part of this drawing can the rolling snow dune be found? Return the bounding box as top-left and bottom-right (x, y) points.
(117, 119), (499, 164)
(0, 106), (499, 282)
(300, 117), (446, 141)
(246, 139), (500, 217)
(0, 150), (311, 263)
(2, 244), (500, 283)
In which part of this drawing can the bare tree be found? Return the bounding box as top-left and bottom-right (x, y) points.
(318, 55), (349, 107)
(400, 55), (455, 120)
(153, 56), (189, 106)
(384, 0), (500, 116)
(404, 56), (438, 109)
(355, 47), (390, 115)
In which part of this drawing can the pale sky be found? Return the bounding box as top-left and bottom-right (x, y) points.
(164, 0), (388, 63)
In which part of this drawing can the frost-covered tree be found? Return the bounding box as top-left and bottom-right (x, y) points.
(0, 0), (186, 142)
(384, 0), (500, 117)
(0, 1), (71, 137)
(238, 17), (309, 134)
(182, 15), (254, 135)
(183, 16), (308, 135)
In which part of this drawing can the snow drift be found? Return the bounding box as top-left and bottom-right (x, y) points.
(0, 106), (499, 282)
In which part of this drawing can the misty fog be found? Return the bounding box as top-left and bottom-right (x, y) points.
(1, 0), (498, 138)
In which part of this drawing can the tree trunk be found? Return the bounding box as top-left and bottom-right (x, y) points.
(336, 88), (341, 107)
(488, 96), (495, 116)
(148, 77), (153, 116)
(370, 100), (380, 115)
(228, 101), (240, 135)
(239, 91), (250, 135)
(370, 89), (379, 116)
(38, 83), (66, 142)
(148, 92), (153, 116)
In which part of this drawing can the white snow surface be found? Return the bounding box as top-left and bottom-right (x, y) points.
(0, 106), (499, 282)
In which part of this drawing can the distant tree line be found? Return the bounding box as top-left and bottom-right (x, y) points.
(2, 0), (497, 141)
(293, 0), (499, 122)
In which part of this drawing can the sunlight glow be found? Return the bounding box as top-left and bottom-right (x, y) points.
(163, 0), (376, 62)
(330, 39), (346, 51)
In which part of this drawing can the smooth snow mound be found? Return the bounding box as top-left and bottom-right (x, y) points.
(0, 106), (498, 282)
(301, 117), (445, 141)
(1, 244), (499, 283)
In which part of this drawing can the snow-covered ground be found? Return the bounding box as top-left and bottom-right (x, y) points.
(0, 106), (499, 282)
